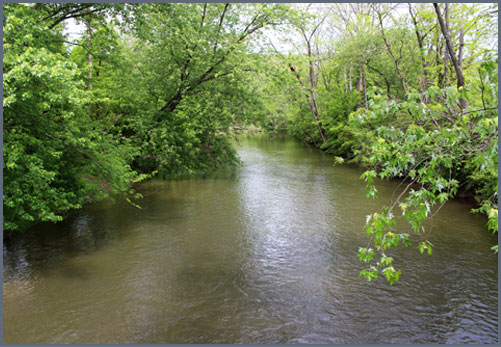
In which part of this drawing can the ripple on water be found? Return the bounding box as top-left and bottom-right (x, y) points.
(3, 135), (498, 344)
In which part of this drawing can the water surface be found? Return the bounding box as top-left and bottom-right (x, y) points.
(3, 134), (498, 343)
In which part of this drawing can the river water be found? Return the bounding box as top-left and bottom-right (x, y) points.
(3, 134), (498, 343)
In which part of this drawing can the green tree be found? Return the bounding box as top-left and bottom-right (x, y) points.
(3, 4), (139, 232)
(116, 3), (292, 177)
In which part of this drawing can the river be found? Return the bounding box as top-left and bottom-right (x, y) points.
(3, 134), (498, 343)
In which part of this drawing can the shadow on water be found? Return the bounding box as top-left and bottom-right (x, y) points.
(3, 194), (188, 282)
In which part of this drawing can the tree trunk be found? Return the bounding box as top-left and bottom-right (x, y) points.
(355, 69), (363, 109)
(343, 68), (348, 94)
(85, 19), (92, 90)
(376, 8), (408, 95)
(289, 64), (326, 144)
(436, 32), (444, 88)
(349, 67), (352, 92)
(408, 3), (429, 94)
(362, 64), (368, 109)
(298, 26), (327, 144)
(443, 3), (450, 88)
(433, 3), (467, 109)
(458, 22), (465, 75)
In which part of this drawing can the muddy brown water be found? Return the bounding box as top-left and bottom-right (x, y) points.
(3, 134), (498, 343)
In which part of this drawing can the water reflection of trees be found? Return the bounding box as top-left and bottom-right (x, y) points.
(3, 199), (135, 280)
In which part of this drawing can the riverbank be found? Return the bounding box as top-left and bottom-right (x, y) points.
(230, 124), (263, 134)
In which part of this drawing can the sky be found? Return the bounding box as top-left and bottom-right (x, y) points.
(61, 3), (498, 56)
(63, 18), (85, 43)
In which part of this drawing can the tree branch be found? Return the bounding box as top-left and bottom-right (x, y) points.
(48, 7), (103, 29)
(459, 106), (498, 115)
(374, 5), (408, 95)
(213, 3), (230, 54)
(200, 3), (207, 27)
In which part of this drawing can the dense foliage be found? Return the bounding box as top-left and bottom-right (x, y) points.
(3, 3), (291, 232)
(3, 3), (498, 285)
(4, 4), (138, 231)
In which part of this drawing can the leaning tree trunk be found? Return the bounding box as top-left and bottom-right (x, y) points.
(434, 3), (467, 109)
(442, 4), (450, 88)
(362, 64), (368, 109)
(376, 8), (408, 96)
(85, 19), (93, 90)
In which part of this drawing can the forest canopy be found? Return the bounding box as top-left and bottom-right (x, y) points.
(3, 3), (498, 283)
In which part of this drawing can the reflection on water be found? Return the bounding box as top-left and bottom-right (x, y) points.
(3, 134), (498, 344)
